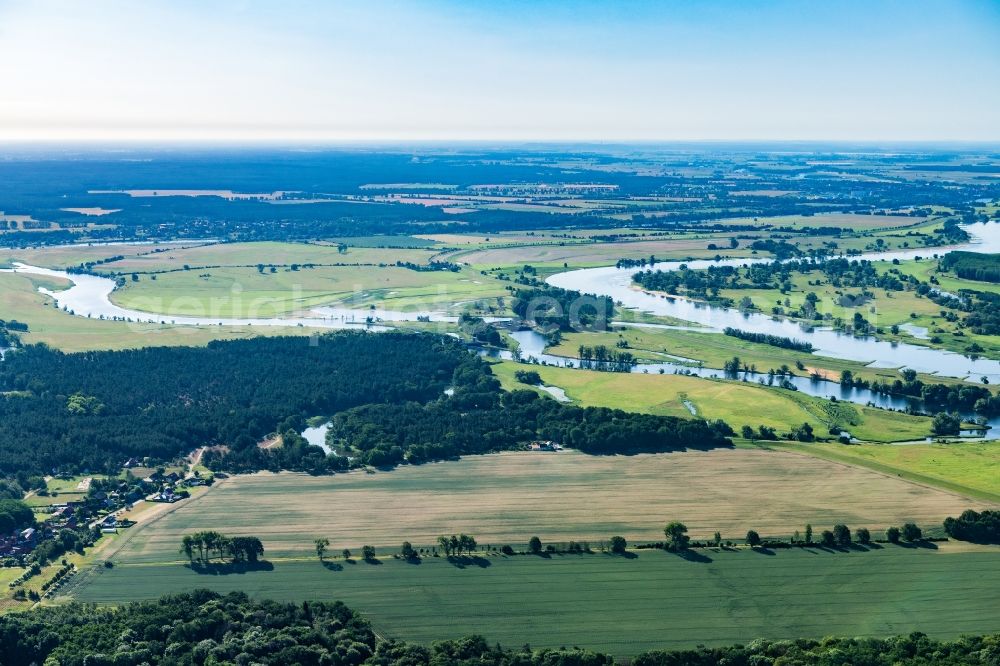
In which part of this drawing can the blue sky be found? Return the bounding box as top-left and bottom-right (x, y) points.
(0, 0), (997, 141)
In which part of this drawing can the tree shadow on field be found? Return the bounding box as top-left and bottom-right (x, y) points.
(403, 556), (422, 565)
(608, 551), (638, 560)
(671, 549), (713, 563)
(447, 555), (492, 569)
(897, 540), (938, 550)
(322, 561), (343, 572)
(186, 560), (274, 575)
(748, 546), (775, 556)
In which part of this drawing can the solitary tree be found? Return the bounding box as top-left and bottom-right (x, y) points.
(931, 412), (961, 437)
(820, 530), (836, 547)
(438, 536), (452, 556)
(886, 526), (901, 544)
(902, 523), (923, 542)
(528, 536), (543, 554)
(401, 541), (416, 560)
(856, 527), (871, 545)
(361, 545), (377, 562)
(745, 530), (761, 547)
(833, 524), (852, 547)
(314, 538), (330, 562)
(342, 548), (352, 561)
(805, 524), (813, 545)
(713, 531), (722, 547)
(609, 536), (627, 554)
(664, 522), (690, 552)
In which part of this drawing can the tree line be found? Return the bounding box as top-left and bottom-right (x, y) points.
(11, 588), (1000, 666)
(722, 327), (814, 352)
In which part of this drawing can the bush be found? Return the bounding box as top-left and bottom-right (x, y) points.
(514, 370), (542, 385)
(500, 545), (515, 555)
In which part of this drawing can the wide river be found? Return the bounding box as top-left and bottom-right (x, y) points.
(550, 222), (1000, 383)
(3, 222), (999, 437)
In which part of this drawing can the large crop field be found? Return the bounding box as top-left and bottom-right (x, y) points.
(96, 241), (437, 272)
(109, 263), (508, 318)
(81, 451), (979, 565)
(68, 542), (1000, 654)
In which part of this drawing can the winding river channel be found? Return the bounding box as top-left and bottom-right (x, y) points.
(3, 221), (999, 438)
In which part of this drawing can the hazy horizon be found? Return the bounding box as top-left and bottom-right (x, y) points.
(1, 0), (998, 143)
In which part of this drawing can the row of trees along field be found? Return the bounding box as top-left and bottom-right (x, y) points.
(3, 589), (1000, 665)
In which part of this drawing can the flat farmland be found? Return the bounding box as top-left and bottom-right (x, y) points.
(708, 213), (925, 231)
(454, 238), (758, 266)
(95, 451), (981, 565)
(69, 542), (1000, 654)
(775, 440), (1000, 502)
(109, 264), (508, 318)
(0, 241), (211, 269)
(97, 241), (435, 272)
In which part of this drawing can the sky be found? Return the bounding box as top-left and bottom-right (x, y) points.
(0, 0), (998, 142)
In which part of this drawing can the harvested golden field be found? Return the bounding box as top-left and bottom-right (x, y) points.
(111, 450), (985, 563)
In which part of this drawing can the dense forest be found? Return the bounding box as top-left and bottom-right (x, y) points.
(941, 251), (1000, 283)
(0, 331), (729, 480)
(235, 354), (732, 469)
(3, 589), (1000, 666)
(0, 333), (465, 477)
